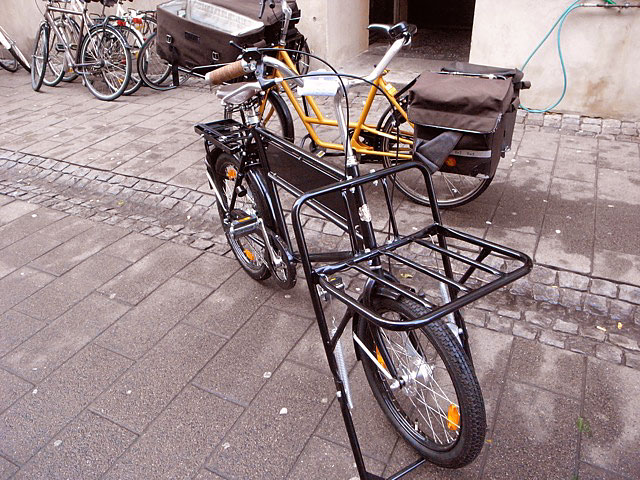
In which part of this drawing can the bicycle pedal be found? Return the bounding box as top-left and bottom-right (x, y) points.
(229, 215), (260, 238)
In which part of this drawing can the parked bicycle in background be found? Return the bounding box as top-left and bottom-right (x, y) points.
(0, 25), (31, 73)
(32, 0), (132, 101)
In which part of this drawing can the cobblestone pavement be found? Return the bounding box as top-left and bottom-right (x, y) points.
(1, 62), (640, 479)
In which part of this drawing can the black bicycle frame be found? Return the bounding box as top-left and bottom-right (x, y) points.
(195, 118), (532, 479)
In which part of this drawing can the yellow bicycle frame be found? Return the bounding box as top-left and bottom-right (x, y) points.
(268, 47), (414, 160)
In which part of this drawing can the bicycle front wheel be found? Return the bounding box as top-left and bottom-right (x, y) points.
(379, 102), (494, 209)
(0, 46), (18, 72)
(31, 23), (48, 92)
(137, 32), (176, 91)
(80, 24), (131, 101)
(43, 25), (66, 87)
(356, 295), (486, 468)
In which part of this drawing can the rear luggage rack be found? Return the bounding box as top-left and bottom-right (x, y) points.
(195, 119), (251, 154)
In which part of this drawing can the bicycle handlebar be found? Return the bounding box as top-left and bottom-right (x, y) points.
(205, 60), (246, 86)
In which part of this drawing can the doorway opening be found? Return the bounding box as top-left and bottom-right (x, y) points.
(368, 0), (476, 62)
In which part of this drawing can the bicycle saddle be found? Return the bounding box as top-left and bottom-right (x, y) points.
(368, 22), (417, 40)
(216, 82), (262, 105)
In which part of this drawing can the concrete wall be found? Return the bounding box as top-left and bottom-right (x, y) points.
(1, 0), (369, 71)
(470, 0), (640, 120)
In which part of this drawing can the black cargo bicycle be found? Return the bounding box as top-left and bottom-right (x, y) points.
(195, 47), (532, 478)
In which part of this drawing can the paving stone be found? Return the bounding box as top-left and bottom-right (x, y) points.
(582, 327), (606, 342)
(539, 330), (566, 349)
(609, 300), (635, 321)
(91, 324), (224, 433)
(101, 231), (163, 263)
(0, 267), (55, 314)
(496, 308), (521, 319)
(618, 285), (640, 305)
(97, 277), (212, 359)
(559, 288), (584, 310)
(533, 284), (560, 304)
(595, 344), (623, 364)
(512, 321), (538, 339)
(553, 319), (579, 335)
(584, 293), (609, 316)
(509, 277), (533, 296)
(29, 223), (128, 276)
(183, 269), (271, 338)
(0, 200), (39, 226)
(175, 251), (239, 289)
(464, 308), (487, 327)
(13, 411), (137, 480)
(0, 207), (66, 250)
(194, 306), (311, 406)
(0, 456), (18, 479)
(98, 242), (201, 305)
(0, 310), (45, 357)
(15, 251), (130, 323)
(509, 338), (585, 397)
(208, 361), (334, 480)
(607, 333), (639, 352)
(104, 386), (242, 480)
(3, 292), (129, 383)
(486, 315), (512, 334)
(590, 279), (618, 298)
(0, 368), (32, 413)
(524, 310), (554, 328)
(0, 344), (131, 463)
(582, 358), (640, 476)
(483, 380), (579, 479)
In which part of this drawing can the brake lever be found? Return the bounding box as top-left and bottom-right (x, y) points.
(258, 0), (266, 19)
(229, 41), (243, 52)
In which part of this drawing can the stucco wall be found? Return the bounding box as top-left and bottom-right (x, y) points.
(1, 0), (368, 71)
(470, 0), (640, 120)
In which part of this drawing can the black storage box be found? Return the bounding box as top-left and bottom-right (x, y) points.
(408, 63), (525, 178)
(156, 0), (300, 69)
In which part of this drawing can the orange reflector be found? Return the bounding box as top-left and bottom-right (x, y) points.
(243, 249), (255, 262)
(132, 17), (143, 24)
(445, 156), (457, 167)
(227, 168), (237, 179)
(447, 404), (460, 431)
(117, 20), (126, 26)
(375, 347), (387, 371)
(238, 216), (250, 222)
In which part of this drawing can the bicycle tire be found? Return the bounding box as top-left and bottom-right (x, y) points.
(31, 23), (48, 92)
(114, 24), (143, 95)
(224, 90), (295, 143)
(79, 24), (132, 101)
(378, 99), (494, 209)
(356, 295), (486, 468)
(286, 35), (311, 75)
(43, 24), (66, 88)
(1, 37), (19, 72)
(213, 152), (272, 282)
(137, 32), (175, 91)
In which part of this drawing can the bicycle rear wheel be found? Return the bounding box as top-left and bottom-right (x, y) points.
(213, 153), (272, 282)
(31, 23), (48, 92)
(356, 295), (486, 468)
(378, 100), (494, 209)
(79, 24), (131, 101)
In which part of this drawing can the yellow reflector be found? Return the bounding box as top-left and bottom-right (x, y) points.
(447, 404), (460, 431)
(445, 156), (457, 167)
(243, 249), (255, 262)
(375, 347), (387, 371)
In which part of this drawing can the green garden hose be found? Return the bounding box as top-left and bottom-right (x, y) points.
(520, 0), (617, 113)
